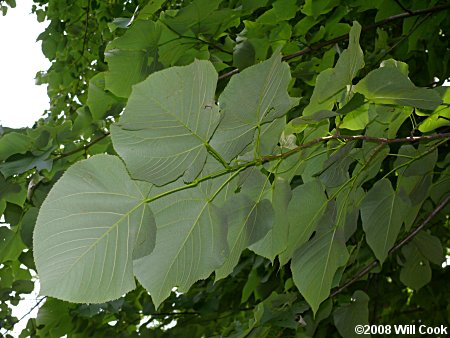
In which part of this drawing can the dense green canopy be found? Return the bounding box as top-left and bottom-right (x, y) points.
(1, 0), (449, 337)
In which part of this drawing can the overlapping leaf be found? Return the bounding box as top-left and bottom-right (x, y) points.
(133, 170), (234, 307)
(355, 66), (442, 110)
(360, 178), (409, 263)
(291, 227), (349, 315)
(303, 21), (364, 116)
(33, 155), (155, 303)
(210, 52), (298, 161)
(249, 176), (292, 261)
(111, 60), (221, 186)
(279, 179), (328, 265)
(215, 168), (273, 280)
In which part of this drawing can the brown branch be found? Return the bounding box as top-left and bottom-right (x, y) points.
(53, 132), (110, 160)
(218, 3), (450, 80)
(330, 193), (450, 298)
(261, 132), (450, 163)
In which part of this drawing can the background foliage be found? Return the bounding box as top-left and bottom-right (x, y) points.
(1, 0), (450, 337)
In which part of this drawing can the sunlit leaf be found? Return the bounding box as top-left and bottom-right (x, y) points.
(111, 60), (221, 186)
(133, 171), (234, 307)
(355, 67), (442, 110)
(33, 155), (156, 303)
(210, 52), (298, 161)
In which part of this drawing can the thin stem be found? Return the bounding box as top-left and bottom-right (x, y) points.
(53, 133), (110, 160)
(3, 296), (47, 333)
(218, 3), (450, 80)
(261, 133), (450, 163)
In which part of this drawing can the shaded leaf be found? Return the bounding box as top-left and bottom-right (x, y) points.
(413, 231), (444, 265)
(249, 176), (292, 261)
(399, 244), (431, 290)
(216, 168), (273, 279)
(360, 178), (408, 263)
(279, 179), (328, 265)
(333, 290), (370, 338)
(0, 132), (33, 161)
(291, 227), (349, 315)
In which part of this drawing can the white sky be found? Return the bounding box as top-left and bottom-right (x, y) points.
(0, 1), (48, 336)
(0, 0), (50, 129)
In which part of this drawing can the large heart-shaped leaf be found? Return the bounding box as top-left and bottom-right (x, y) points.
(210, 52), (298, 161)
(33, 155), (155, 303)
(111, 60), (221, 186)
(133, 171), (233, 307)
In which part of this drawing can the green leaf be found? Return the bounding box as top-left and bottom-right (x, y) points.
(279, 179), (328, 265)
(291, 227), (349, 315)
(257, 0), (299, 24)
(104, 19), (168, 97)
(399, 244), (431, 290)
(210, 52), (298, 161)
(301, 0), (339, 17)
(418, 86), (450, 132)
(133, 173), (232, 308)
(249, 176), (292, 261)
(36, 298), (74, 337)
(0, 150), (53, 178)
(105, 49), (150, 98)
(111, 60), (221, 186)
(216, 168), (273, 280)
(360, 178), (408, 263)
(33, 155), (156, 303)
(87, 73), (124, 120)
(303, 21), (364, 116)
(137, 0), (166, 19)
(413, 231), (444, 265)
(20, 207), (39, 247)
(354, 66), (442, 110)
(0, 226), (26, 262)
(161, 0), (222, 35)
(333, 291), (370, 338)
(394, 144), (437, 177)
(0, 132), (33, 161)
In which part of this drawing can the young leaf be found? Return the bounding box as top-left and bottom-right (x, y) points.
(291, 227), (349, 315)
(210, 52), (298, 161)
(111, 60), (221, 186)
(360, 178), (408, 263)
(33, 155), (155, 303)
